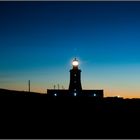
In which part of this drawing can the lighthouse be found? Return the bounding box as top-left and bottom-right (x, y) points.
(69, 58), (82, 96)
(47, 58), (103, 98)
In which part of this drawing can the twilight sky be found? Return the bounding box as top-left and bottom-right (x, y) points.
(1, 1), (140, 98)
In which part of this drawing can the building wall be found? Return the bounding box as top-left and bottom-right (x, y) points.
(47, 89), (104, 98)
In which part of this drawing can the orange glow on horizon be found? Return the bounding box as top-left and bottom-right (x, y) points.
(0, 86), (140, 99)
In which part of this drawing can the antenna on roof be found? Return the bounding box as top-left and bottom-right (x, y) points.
(54, 85), (56, 89)
(28, 80), (30, 92)
(62, 85), (65, 89)
(58, 84), (59, 90)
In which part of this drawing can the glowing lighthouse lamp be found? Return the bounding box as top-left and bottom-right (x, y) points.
(72, 58), (79, 68)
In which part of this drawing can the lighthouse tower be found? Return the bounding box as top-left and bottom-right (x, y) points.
(69, 58), (82, 96)
(47, 57), (103, 97)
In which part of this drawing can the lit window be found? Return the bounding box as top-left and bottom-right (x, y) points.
(74, 74), (76, 76)
(93, 94), (96, 97)
(54, 93), (57, 96)
(74, 93), (77, 96)
(74, 89), (76, 91)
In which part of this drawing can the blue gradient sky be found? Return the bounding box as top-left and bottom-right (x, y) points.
(1, 1), (140, 98)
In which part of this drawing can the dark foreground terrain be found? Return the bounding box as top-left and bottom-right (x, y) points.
(0, 88), (140, 138)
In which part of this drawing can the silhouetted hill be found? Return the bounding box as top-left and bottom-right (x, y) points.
(1, 88), (140, 112)
(0, 88), (140, 138)
(0, 88), (43, 96)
